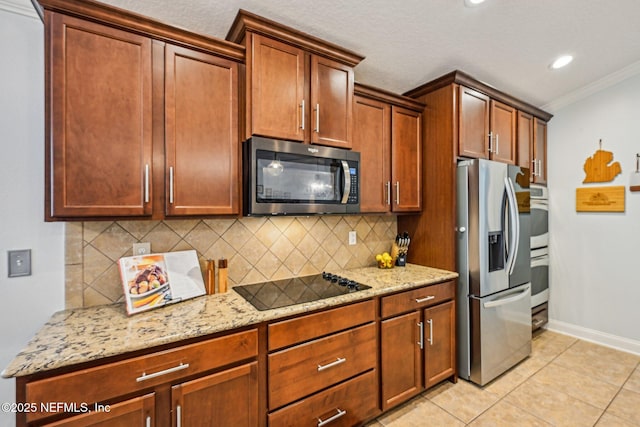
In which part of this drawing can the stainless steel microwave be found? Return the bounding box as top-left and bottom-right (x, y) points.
(243, 137), (360, 216)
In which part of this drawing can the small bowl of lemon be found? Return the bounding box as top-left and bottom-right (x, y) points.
(375, 252), (394, 269)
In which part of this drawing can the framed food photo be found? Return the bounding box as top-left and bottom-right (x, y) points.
(118, 250), (206, 315)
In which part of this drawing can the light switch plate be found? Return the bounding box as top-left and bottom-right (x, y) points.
(8, 249), (31, 277)
(348, 231), (357, 246)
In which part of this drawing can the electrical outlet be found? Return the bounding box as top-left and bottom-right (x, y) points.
(8, 249), (31, 277)
(133, 242), (151, 255)
(348, 231), (357, 246)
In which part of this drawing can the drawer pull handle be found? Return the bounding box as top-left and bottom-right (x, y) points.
(533, 319), (545, 326)
(415, 296), (435, 303)
(317, 357), (346, 372)
(317, 408), (346, 426)
(136, 362), (189, 382)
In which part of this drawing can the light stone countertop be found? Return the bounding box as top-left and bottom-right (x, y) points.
(2, 264), (457, 378)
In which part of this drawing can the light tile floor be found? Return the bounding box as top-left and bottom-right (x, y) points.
(366, 330), (640, 426)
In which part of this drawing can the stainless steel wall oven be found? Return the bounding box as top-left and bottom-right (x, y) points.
(530, 184), (549, 330)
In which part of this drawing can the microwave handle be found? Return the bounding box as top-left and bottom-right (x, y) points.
(341, 161), (351, 204)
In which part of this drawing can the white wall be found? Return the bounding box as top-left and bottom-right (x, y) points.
(547, 70), (640, 354)
(0, 6), (65, 427)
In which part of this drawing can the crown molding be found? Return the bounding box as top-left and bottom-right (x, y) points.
(0, 0), (40, 20)
(543, 60), (640, 113)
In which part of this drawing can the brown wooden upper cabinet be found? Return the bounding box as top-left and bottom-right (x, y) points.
(43, 1), (244, 220)
(164, 45), (239, 216)
(227, 10), (363, 148)
(353, 84), (423, 213)
(47, 13), (154, 218)
(458, 86), (516, 164)
(517, 110), (534, 172)
(532, 118), (548, 184)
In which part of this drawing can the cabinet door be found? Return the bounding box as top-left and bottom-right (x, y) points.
(172, 362), (258, 427)
(165, 44), (239, 215)
(458, 86), (490, 159)
(391, 106), (422, 212)
(44, 393), (155, 427)
(533, 118), (547, 184)
(48, 13), (153, 218)
(380, 311), (422, 410)
(517, 111), (533, 171)
(423, 300), (455, 389)
(490, 100), (516, 164)
(250, 34), (306, 142)
(352, 96), (390, 213)
(310, 56), (354, 148)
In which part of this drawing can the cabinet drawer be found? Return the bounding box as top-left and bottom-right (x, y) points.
(269, 323), (376, 409)
(381, 281), (454, 318)
(26, 329), (257, 423)
(268, 299), (374, 351)
(268, 370), (378, 427)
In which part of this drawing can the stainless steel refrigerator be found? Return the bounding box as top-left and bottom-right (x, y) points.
(456, 159), (532, 386)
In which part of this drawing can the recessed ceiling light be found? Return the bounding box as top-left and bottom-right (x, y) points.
(550, 55), (573, 69)
(464, 0), (486, 7)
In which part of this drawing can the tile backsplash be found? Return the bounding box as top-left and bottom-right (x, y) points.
(65, 215), (397, 308)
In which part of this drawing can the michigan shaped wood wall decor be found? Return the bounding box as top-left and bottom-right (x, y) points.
(582, 140), (622, 183)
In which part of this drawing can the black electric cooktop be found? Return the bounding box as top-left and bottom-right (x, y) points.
(233, 272), (371, 311)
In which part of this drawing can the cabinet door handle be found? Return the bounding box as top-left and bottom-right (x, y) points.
(314, 103), (320, 133)
(495, 134), (499, 155)
(317, 357), (346, 372)
(417, 321), (424, 349)
(426, 318), (433, 346)
(144, 164), (150, 203)
(415, 295), (435, 303)
(395, 181), (400, 205)
(317, 408), (346, 427)
(136, 362), (189, 382)
(386, 181), (391, 206)
(532, 159), (537, 176)
(146, 416), (151, 427)
(175, 404), (181, 427)
(488, 132), (493, 153)
(538, 159), (543, 177)
(169, 166), (174, 204)
(300, 100), (305, 130)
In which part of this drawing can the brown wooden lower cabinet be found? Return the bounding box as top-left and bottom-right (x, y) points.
(380, 311), (422, 410)
(172, 362), (258, 427)
(18, 330), (258, 427)
(424, 300), (456, 388)
(268, 370), (377, 427)
(380, 282), (457, 411)
(43, 393), (155, 427)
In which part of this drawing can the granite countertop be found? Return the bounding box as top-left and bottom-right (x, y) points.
(2, 264), (457, 378)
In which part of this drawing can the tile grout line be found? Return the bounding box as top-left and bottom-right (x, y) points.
(592, 358), (640, 426)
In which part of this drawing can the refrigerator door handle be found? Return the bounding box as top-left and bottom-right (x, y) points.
(483, 286), (529, 309)
(504, 176), (520, 275)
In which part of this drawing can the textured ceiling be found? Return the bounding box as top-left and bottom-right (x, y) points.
(31, 0), (640, 109)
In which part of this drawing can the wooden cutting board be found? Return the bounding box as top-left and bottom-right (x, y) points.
(576, 186), (625, 212)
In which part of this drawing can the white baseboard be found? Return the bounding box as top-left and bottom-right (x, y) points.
(546, 319), (640, 356)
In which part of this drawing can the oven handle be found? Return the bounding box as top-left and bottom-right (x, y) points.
(340, 161), (351, 204)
